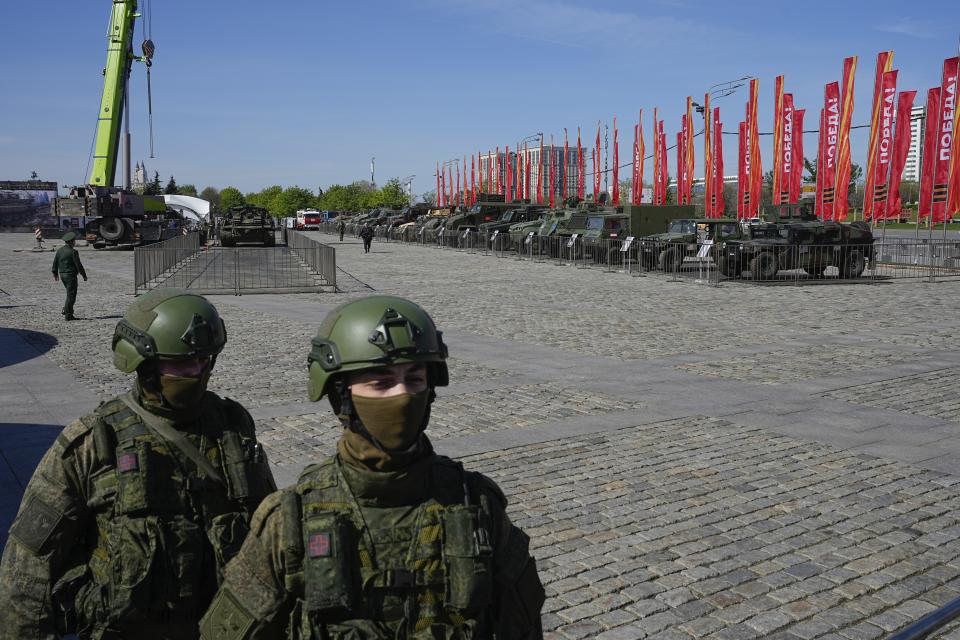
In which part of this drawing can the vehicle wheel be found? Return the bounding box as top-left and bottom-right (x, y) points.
(658, 247), (683, 272)
(750, 252), (778, 280)
(120, 218), (136, 243)
(494, 235), (510, 252)
(841, 249), (866, 278)
(100, 217), (125, 241)
(716, 257), (735, 278)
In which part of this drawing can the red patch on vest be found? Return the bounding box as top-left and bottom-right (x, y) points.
(118, 452), (139, 473)
(308, 532), (331, 557)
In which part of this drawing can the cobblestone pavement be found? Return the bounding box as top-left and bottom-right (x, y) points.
(4, 232), (960, 638)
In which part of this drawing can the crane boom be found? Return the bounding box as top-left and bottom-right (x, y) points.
(89, 0), (139, 188)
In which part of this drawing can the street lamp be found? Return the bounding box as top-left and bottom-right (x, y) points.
(692, 76), (754, 113)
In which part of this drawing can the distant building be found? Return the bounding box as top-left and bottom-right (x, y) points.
(903, 106), (925, 183)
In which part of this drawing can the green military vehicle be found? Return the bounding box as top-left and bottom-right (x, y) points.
(718, 219), (875, 280)
(480, 205), (549, 251)
(638, 217), (743, 271)
(219, 204), (276, 247)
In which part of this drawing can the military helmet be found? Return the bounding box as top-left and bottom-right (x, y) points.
(308, 295), (448, 401)
(112, 289), (227, 373)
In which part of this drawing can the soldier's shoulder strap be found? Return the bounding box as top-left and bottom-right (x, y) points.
(55, 398), (143, 467)
(430, 455), (507, 508)
(212, 394), (257, 438)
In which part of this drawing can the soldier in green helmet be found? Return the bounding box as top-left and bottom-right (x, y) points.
(201, 295), (544, 639)
(0, 289), (277, 639)
(52, 230), (87, 320)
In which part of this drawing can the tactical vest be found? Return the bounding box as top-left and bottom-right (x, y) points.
(76, 394), (265, 630)
(283, 456), (497, 639)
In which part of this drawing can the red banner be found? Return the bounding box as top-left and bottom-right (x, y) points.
(536, 138), (543, 204)
(685, 97), (695, 204)
(594, 124), (602, 201)
(864, 51), (895, 219)
(919, 88), (941, 220)
(652, 109), (661, 204)
(933, 57), (959, 222)
(884, 90), (918, 221)
(703, 94), (713, 215)
(632, 123), (639, 205)
(563, 129), (569, 199)
(676, 130), (683, 205)
(471, 155), (476, 204)
(549, 135), (556, 208)
(773, 76), (785, 205)
(713, 107), (724, 217)
(779, 93), (795, 204)
(835, 55), (858, 221)
(748, 78), (762, 218)
(869, 70), (898, 219)
(637, 110), (645, 205)
(577, 128), (584, 201)
(791, 109), (805, 204)
(659, 124), (667, 204)
(820, 82), (841, 220)
(612, 118), (620, 205)
(737, 121), (747, 218)
(504, 145), (512, 202)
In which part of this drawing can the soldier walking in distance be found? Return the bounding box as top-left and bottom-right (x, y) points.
(0, 289), (277, 639)
(52, 231), (86, 320)
(201, 295), (545, 639)
(337, 218), (346, 242)
(359, 222), (375, 253)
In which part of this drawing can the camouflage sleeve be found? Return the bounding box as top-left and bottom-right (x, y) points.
(73, 250), (86, 279)
(0, 420), (96, 640)
(474, 473), (546, 640)
(200, 491), (293, 640)
(51, 249), (59, 275)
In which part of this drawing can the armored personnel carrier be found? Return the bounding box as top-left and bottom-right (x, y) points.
(219, 204), (276, 247)
(479, 205), (549, 250)
(638, 218), (744, 271)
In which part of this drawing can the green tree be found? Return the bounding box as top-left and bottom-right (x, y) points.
(420, 190), (437, 206)
(200, 186), (220, 207)
(219, 186), (245, 210)
(246, 185), (283, 213)
(178, 184), (198, 197)
(164, 176), (178, 195)
(274, 186), (317, 217)
(803, 156), (817, 184)
(144, 171), (162, 195)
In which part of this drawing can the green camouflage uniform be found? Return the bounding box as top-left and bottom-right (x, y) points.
(0, 386), (277, 640)
(52, 241), (86, 319)
(201, 443), (543, 639)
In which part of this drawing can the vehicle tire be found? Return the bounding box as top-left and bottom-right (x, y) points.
(716, 257), (737, 278)
(100, 217), (125, 241)
(658, 247), (683, 272)
(750, 252), (778, 280)
(120, 218), (135, 243)
(494, 235), (510, 252)
(841, 249), (866, 278)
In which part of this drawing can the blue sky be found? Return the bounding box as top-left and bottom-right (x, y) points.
(1, 0), (957, 196)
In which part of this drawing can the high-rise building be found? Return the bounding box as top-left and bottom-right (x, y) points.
(902, 106), (925, 183)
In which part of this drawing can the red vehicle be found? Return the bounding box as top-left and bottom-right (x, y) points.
(296, 209), (323, 230)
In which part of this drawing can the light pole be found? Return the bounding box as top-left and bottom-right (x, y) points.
(401, 174), (415, 202)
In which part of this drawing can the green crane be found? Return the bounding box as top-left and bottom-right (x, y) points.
(89, 0), (152, 189)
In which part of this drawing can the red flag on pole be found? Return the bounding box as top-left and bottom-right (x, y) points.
(864, 51), (895, 219)
(594, 123), (602, 201)
(563, 129), (569, 199)
(658, 121), (667, 205)
(933, 57), (959, 222)
(748, 78), (762, 218)
(524, 144), (530, 202)
(779, 93), (795, 204)
(773, 76), (785, 205)
(791, 109), (805, 204)
(504, 145), (512, 203)
(868, 70), (898, 219)
(713, 107), (724, 216)
(456, 162), (460, 205)
(884, 90), (918, 221)
(637, 110), (645, 205)
(652, 110), (660, 204)
(737, 121), (747, 218)
(821, 82), (841, 220)
(632, 123), (639, 205)
(676, 130), (684, 205)
(537, 136), (544, 204)
(612, 118), (619, 205)
(919, 88), (941, 221)
(704, 93), (713, 215)
(549, 135), (556, 208)
(835, 56), (858, 221)
(686, 97), (695, 205)
(577, 128), (584, 201)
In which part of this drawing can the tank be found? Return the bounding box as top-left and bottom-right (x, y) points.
(219, 204), (276, 247)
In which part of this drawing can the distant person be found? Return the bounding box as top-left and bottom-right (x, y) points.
(51, 231), (86, 321)
(337, 218), (346, 241)
(359, 223), (374, 253)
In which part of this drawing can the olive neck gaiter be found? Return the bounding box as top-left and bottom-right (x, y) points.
(338, 390), (431, 472)
(159, 371), (211, 410)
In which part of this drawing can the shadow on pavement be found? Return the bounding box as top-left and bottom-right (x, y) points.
(0, 327), (58, 367)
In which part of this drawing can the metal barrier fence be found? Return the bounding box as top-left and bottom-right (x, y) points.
(286, 230), (337, 289)
(135, 231), (336, 295)
(313, 222), (960, 286)
(134, 232), (201, 293)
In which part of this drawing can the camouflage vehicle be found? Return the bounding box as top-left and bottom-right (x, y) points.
(718, 219), (875, 280)
(445, 194), (516, 234)
(638, 217), (744, 271)
(479, 205), (549, 250)
(219, 204), (276, 247)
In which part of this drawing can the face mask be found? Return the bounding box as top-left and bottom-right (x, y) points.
(351, 390), (430, 452)
(159, 370), (211, 410)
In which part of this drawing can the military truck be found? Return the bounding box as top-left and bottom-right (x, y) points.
(718, 219), (875, 280)
(560, 204), (696, 264)
(445, 194), (516, 237)
(219, 204), (276, 247)
(638, 217), (743, 271)
(479, 205), (549, 251)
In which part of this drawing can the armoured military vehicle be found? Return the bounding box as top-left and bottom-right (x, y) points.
(638, 217), (744, 271)
(718, 219), (875, 279)
(445, 194), (516, 235)
(479, 206), (549, 250)
(219, 204), (276, 247)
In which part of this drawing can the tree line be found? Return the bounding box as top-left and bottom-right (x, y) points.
(145, 176), (411, 217)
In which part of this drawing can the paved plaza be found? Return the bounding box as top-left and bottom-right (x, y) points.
(3, 231), (960, 638)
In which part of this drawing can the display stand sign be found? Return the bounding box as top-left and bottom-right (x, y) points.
(524, 232), (535, 245)
(566, 233), (579, 248)
(696, 239), (714, 258)
(490, 230), (499, 242)
(620, 236), (635, 252)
